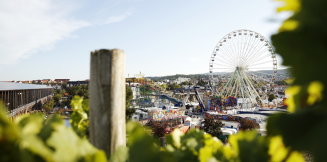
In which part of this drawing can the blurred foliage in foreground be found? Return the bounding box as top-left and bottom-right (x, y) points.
(267, 0), (327, 161)
(70, 96), (90, 138)
(0, 102), (106, 162)
(109, 122), (304, 162)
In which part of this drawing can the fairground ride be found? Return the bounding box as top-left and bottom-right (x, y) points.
(209, 29), (277, 108)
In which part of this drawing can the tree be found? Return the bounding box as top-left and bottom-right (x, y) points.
(126, 86), (135, 120)
(76, 85), (88, 98)
(268, 94), (276, 102)
(61, 83), (68, 90)
(53, 93), (62, 107)
(139, 84), (153, 95)
(126, 86), (133, 108)
(43, 99), (54, 114)
(32, 101), (42, 111)
(275, 80), (288, 85)
(61, 100), (71, 108)
(167, 83), (181, 90)
(197, 79), (207, 86)
(151, 122), (166, 138)
(180, 81), (190, 86)
(239, 118), (260, 131)
(202, 116), (223, 137)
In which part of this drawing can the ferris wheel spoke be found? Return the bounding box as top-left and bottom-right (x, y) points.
(242, 32), (258, 62)
(244, 47), (268, 65)
(218, 45), (239, 66)
(248, 43), (272, 62)
(243, 36), (269, 66)
(236, 33), (248, 66)
(211, 58), (228, 68)
(240, 32), (254, 66)
(215, 58), (236, 67)
(248, 67), (274, 71)
(245, 51), (272, 66)
(212, 68), (235, 72)
(217, 37), (235, 59)
(243, 45), (269, 66)
(238, 36), (247, 66)
(215, 52), (237, 66)
(212, 64), (235, 70)
(213, 58), (237, 68)
(231, 34), (244, 65)
(236, 33), (245, 65)
(242, 37), (260, 67)
(248, 59), (273, 68)
(235, 34), (244, 66)
(247, 59), (273, 69)
(226, 33), (239, 66)
(224, 44), (239, 66)
(221, 37), (237, 58)
(242, 35), (262, 63)
(213, 58), (235, 66)
(225, 35), (238, 59)
(242, 34), (258, 57)
(212, 64), (234, 68)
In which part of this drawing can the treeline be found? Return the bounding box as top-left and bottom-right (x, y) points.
(147, 74), (210, 82)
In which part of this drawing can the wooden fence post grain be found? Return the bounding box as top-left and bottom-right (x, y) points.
(89, 49), (126, 156)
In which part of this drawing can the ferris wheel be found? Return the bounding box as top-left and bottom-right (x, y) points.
(209, 29), (277, 108)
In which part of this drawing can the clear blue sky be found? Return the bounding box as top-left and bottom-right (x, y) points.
(0, 0), (286, 80)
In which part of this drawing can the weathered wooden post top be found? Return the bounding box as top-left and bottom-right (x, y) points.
(89, 49), (126, 156)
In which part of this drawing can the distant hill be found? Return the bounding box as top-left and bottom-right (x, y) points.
(147, 74), (209, 82)
(146, 69), (291, 81)
(209, 69), (290, 75)
(251, 69), (290, 75)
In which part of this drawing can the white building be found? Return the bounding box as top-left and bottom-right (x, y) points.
(172, 77), (191, 84)
(131, 109), (148, 121)
(131, 86), (140, 99)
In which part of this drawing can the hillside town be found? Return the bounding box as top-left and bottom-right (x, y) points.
(1, 68), (290, 139)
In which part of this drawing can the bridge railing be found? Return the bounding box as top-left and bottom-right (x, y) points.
(8, 95), (52, 118)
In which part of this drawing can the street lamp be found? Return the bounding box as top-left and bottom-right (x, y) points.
(18, 92), (23, 107)
(7, 103), (10, 112)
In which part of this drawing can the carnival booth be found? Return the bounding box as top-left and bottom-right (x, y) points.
(224, 96), (237, 107)
(148, 108), (185, 121)
(209, 96), (238, 111)
(147, 108), (187, 134)
(209, 96), (223, 111)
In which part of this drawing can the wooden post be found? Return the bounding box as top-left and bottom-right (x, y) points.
(89, 49), (126, 156)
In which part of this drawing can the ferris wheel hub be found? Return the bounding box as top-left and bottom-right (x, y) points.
(235, 66), (247, 71)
